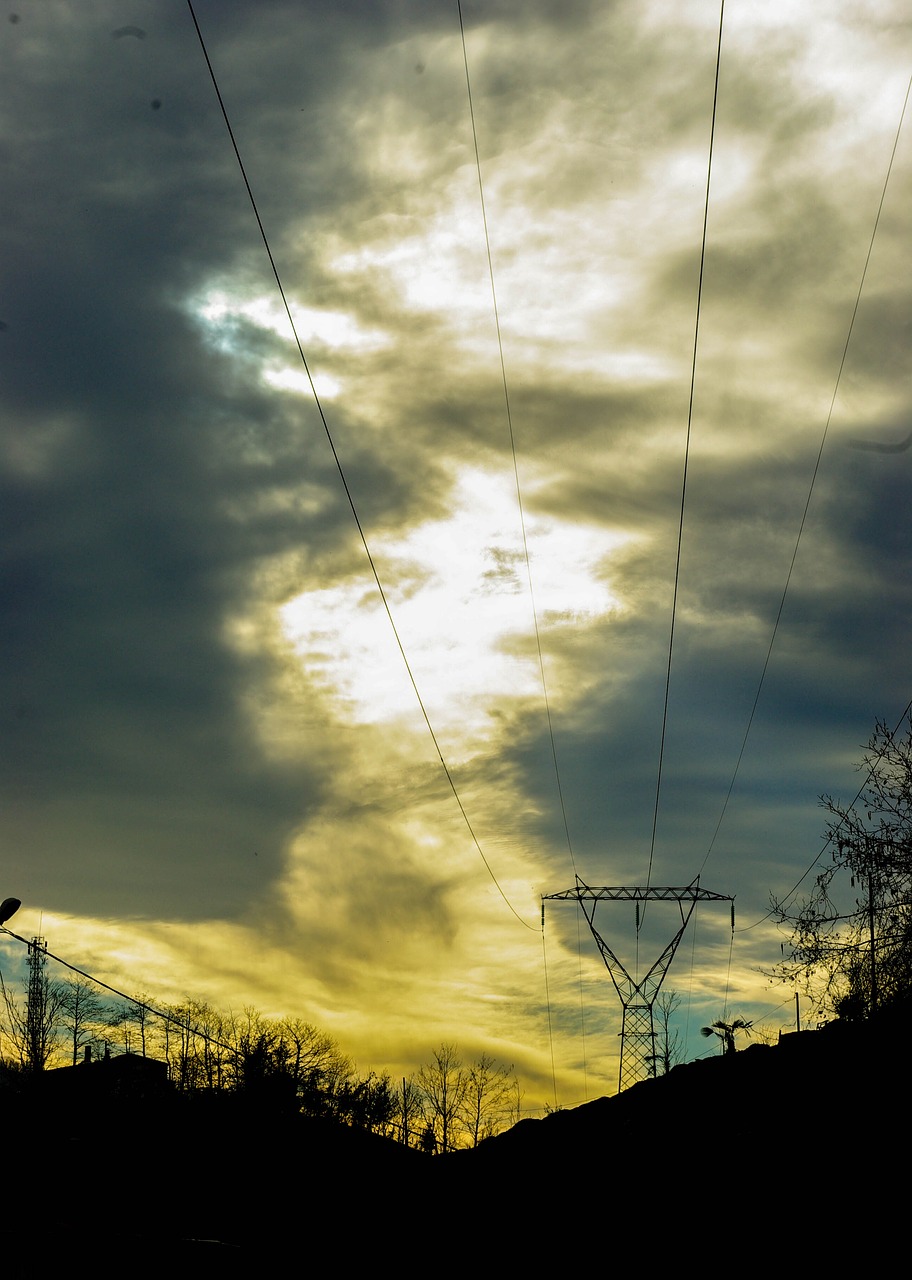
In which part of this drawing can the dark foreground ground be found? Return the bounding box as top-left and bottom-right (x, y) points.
(3, 1016), (904, 1275)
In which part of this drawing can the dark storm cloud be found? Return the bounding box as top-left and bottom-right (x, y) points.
(2, 0), (909, 1089)
(435, 7), (912, 950)
(0, 310), (339, 917)
(487, 418), (912, 922)
(1, 1), (462, 919)
(4, 0), (562, 927)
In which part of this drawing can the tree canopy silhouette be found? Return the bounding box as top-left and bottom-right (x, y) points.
(773, 718), (912, 1018)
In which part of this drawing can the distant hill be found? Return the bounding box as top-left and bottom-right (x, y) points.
(3, 1017), (903, 1274)
(452, 1017), (904, 1254)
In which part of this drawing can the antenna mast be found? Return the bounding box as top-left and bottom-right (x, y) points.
(25, 936), (50, 1074)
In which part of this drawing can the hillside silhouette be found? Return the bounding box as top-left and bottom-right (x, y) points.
(3, 1013), (902, 1274)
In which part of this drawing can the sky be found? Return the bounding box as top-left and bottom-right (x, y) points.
(2, 0), (910, 1107)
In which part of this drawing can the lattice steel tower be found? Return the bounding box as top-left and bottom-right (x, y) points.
(25, 936), (50, 1074)
(543, 879), (734, 1092)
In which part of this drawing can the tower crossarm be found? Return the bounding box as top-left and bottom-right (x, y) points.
(543, 885), (733, 904)
(542, 880), (735, 1091)
(563, 892), (702, 1007)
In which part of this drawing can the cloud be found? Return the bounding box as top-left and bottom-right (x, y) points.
(2, 0), (910, 1099)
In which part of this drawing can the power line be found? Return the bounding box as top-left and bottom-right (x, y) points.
(644, 0), (726, 901)
(185, 1), (535, 932)
(457, 0), (590, 1085)
(739, 696), (912, 932)
(456, 0), (577, 880)
(731, 65), (911, 917)
(698, 70), (912, 880)
(0, 925), (237, 1058)
(540, 912), (559, 1109)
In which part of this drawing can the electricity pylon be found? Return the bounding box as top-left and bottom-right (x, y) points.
(543, 879), (734, 1092)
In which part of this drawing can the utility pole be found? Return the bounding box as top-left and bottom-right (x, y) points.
(543, 879), (734, 1092)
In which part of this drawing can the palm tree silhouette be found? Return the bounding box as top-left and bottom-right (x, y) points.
(700, 1017), (753, 1056)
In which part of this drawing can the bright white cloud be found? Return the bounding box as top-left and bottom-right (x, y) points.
(262, 365), (342, 400)
(195, 288), (391, 352)
(280, 466), (631, 743)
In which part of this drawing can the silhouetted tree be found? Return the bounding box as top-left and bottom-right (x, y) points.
(165, 1000), (233, 1090)
(60, 977), (108, 1065)
(394, 1075), (425, 1147)
(418, 1043), (467, 1153)
(773, 719), (912, 1017)
(363, 1072), (397, 1134)
(647, 989), (683, 1076)
(0, 963), (66, 1072)
(700, 1017), (752, 1056)
(504, 1075), (525, 1129)
(232, 1027), (297, 1109)
(277, 1016), (353, 1110)
(111, 994), (156, 1057)
(335, 1071), (397, 1133)
(459, 1053), (516, 1146)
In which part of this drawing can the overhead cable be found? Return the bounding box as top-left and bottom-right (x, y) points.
(185, 1), (535, 931)
(699, 71), (912, 879)
(739, 696), (912, 931)
(644, 0), (726, 904)
(457, 0), (578, 879)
